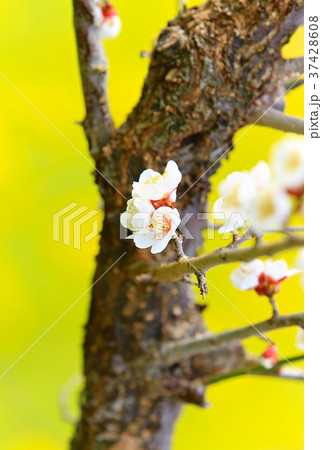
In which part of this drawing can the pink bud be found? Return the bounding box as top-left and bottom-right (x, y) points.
(260, 345), (278, 369)
(100, 2), (118, 21)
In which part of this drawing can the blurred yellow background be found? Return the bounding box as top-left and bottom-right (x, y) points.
(0, 1), (303, 449)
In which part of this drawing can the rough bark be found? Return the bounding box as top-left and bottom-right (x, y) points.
(71, 1), (303, 449)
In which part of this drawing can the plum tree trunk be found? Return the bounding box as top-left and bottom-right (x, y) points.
(71, 1), (303, 448)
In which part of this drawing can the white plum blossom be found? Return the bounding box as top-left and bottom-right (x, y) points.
(128, 207), (181, 254)
(260, 345), (278, 369)
(213, 158), (298, 233)
(213, 162), (271, 233)
(132, 160), (182, 207)
(99, 2), (122, 39)
(213, 171), (252, 232)
(121, 161), (182, 254)
(270, 135), (304, 197)
(249, 184), (292, 232)
(230, 258), (300, 296)
(230, 259), (264, 291)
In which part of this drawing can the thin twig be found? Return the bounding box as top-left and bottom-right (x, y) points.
(195, 271), (208, 299)
(207, 355), (304, 385)
(73, 0), (114, 159)
(263, 227), (304, 233)
(227, 230), (254, 248)
(132, 236), (304, 282)
(161, 313), (304, 365)
(172, 233), (208, 298)
(268, 294), (279, 319)
(172, 233), (186, 260)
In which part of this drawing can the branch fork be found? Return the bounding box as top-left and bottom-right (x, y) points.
(173, 232), (208, 298)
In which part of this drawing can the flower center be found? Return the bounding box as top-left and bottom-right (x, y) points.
(255, 272), (282, 296)
(257, 192), (275, 218)
(144, 174), (163, 185)
(286, 151), (302, 171)
(152, 213), (172, 239)
(225, 183), (243, 209)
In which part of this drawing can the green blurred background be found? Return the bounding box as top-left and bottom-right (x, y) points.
(0, 1), (303, 449)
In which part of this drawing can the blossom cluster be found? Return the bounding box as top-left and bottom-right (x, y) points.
(121, 161), (182, 254)
(213, 135), (304, 234)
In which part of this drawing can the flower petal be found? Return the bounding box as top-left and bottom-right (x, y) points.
(286, 268), (301, 278)
(132, 230), (154, 249)
(270, 135), (304, 191)
(132, 198), (154, 212)
(230, 260), (264, 290)
(138, 168), (162, 184)
(260, 357), (275, 369)
(150, 207), (181, 254)
(250, 161), (271, 185)
(151, 233), (173, 254)
(250, 185), (292, 231)
(120, 211), (132, 230)
(213, 197), (225, 214)
(100, 16), (122, 39)
(264, 259), (288, 281)
(131, 212), (152, 230)
(163, 160), (182, 191)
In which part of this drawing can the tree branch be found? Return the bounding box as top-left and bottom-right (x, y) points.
(280, 56), (304, 89)
(207, 355), (304, 384)
(284, 56), (304, 75)
(133, 236), (304, 282)
(227, 230), (254, 248)
(73, 0), (114, 159)
(161, 313), (304, 365)
(252, 109), (304, 134)
(178, 0), (185, 12)
(264, 226), (304, 233)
